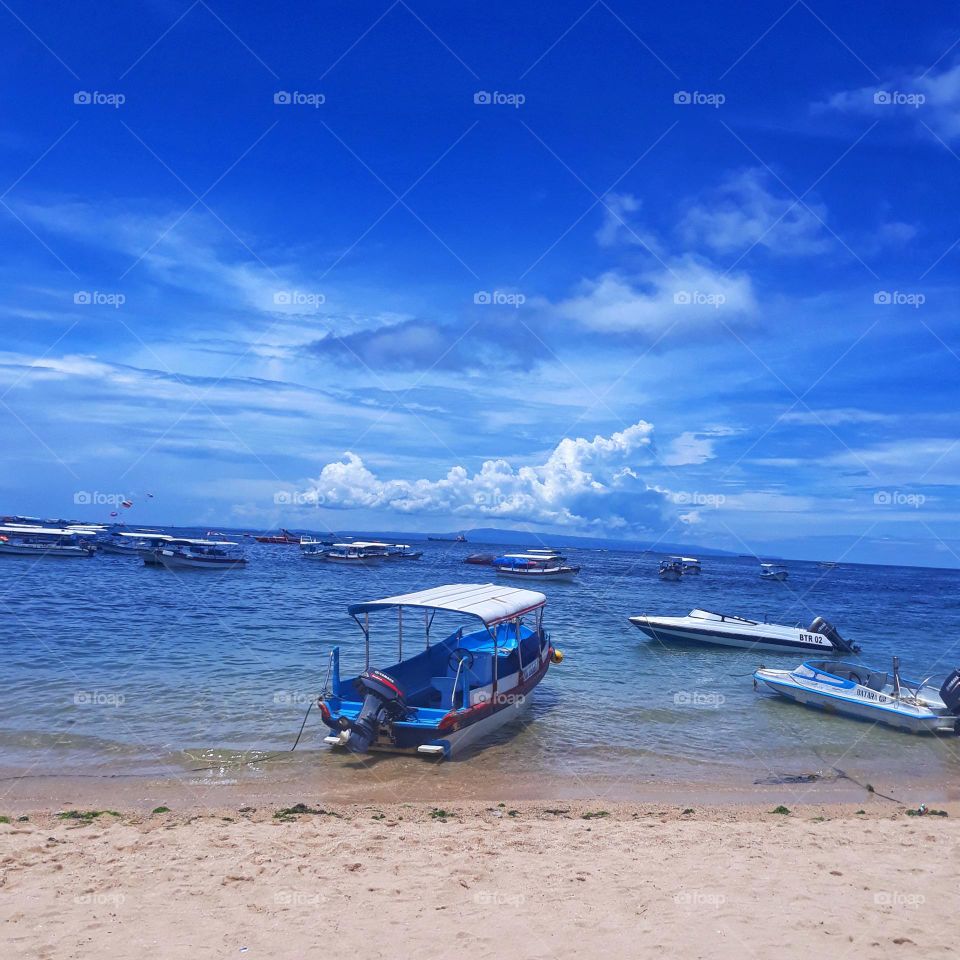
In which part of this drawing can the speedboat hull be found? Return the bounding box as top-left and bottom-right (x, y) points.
(755, 662), (958, 733)
(629, 609), (853, 654)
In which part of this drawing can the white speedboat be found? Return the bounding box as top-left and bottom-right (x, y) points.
(629, 609), (860, 654)
(493, 552), (580, 581)
(659, 558), (683, 581)
(386, 543), (423, 560)
(154, 538), (246, 570)
(754, 658), (960, 734)
(760, 562), (788, 581)
(0, 525), (95, 557)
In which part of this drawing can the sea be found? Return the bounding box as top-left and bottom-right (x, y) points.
(3, 535), (960, 801)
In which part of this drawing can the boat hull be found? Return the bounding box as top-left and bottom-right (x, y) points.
(158, 554), (246, 570)
(755, 669), (957, 733)
(0, 543), (93, 557)
(494, 567), (579, 582)
(629, 616), (838, 653)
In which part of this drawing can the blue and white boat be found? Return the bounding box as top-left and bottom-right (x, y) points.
(754, 657), (960, 733)
(493, 551), (580, 581)
(760, 562), (788, 581)
(659, 558), (683, 581)
(97, 530), (173, 557)
(319, 583), (561, 759)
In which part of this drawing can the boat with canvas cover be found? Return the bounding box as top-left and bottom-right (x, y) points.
(153, 538), (246, 570)
(754, 657), (960, 733)
(680, 556), (701, 574)
(318, 583), (561, 759)
(493, 551), (580, 581)
(301, 540), (390, 563)
(385, 543), (423, 560)
(98, 530), (172, 556)
(0, 525), (95, 557)
(629, 609), (860, 654)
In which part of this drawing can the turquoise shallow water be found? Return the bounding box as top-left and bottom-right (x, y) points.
(2, 538), (960, 792)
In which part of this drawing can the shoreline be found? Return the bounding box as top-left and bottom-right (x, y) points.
(2, 800), (956, 959)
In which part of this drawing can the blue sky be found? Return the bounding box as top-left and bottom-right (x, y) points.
(1, 1), (959, 566)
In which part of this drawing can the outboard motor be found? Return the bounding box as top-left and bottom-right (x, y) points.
(339, 670), (406, 754)
(809, 616), (860, 654)
(939, 669), (960, 717)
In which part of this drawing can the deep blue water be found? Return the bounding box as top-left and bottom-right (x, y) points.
(2, 539), (960, 791)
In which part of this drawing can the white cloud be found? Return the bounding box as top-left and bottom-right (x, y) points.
(780, 408), (893, 426)
(552, 258), (756, 337)
(678, 169), (830, 256)
(594, 192), (662, 253)
(297, 420), (669, 530)
(819, 61), (960, 140)
(662, 427), (736, 466)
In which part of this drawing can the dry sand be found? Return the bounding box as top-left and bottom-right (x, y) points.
(1, 800), (957, 959)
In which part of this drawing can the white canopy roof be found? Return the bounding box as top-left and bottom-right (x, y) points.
(349, 583), (546, 626)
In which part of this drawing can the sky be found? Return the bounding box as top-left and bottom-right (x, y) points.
(1, 1), (959, 566)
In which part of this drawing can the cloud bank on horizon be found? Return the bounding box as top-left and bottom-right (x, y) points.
(0, 3), (958, 565)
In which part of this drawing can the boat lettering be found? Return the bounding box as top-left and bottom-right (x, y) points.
(800, 632), (829, 645)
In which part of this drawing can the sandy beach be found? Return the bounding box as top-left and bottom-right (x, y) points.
(1, 798), (957, 960)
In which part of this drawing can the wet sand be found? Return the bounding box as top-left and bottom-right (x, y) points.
(1, 800), (957, 960)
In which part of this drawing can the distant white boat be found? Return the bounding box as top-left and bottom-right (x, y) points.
(0, 525), (95, 558)
(760, 562), (788, 581)
(493, 552), (580, 581)
(303, 541), (390, 563)
(680, 556), (701, 575)
(154, 538), (246, 570)
(659, 558), (683, 581)
(98, 530), (172, 557)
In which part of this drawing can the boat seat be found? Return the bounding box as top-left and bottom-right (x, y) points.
(865, 672), (888, 692)
(431, 676), (458, 709)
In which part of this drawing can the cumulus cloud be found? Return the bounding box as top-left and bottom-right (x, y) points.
(678, 169), (830, 256)
(552, 257), (756, 337)
(296, 420), (668, 530)
(817, 61), (960, 140)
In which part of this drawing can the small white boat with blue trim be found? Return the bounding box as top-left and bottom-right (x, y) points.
(318, 583), (562, 759)
(629, 609), (860, 654)
(754, 657), (960, 734)
(760, 562), (788, 581)
(493, 551), (579, 581)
